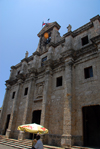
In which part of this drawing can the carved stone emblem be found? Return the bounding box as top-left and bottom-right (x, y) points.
(37, 85), (43, 96)
(35, 83), (44, 100)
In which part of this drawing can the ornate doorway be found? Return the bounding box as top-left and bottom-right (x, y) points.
(82, 105), (100, 148)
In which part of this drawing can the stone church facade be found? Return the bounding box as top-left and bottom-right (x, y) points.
(0, 15), (100, 148)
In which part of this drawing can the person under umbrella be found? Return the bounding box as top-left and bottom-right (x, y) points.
(32, 134), (43, 149)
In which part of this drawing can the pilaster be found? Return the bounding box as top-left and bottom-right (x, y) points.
(41, 66), (52, 129)
(18, 74), (35, 140)
(0, 85), (11, 134)
(61, 58), (74, 147)
(6, 79), (23, 138)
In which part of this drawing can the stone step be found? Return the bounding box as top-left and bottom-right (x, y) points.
(0, 141), (30, 148)
(0, 138), (31, 149)
(0, 143), (31, 147)
(72, 146), (96, 149)
(43, 146), (60, 149)
(0, 137), (32, 144)
(0, 138), (49, 149)
(0, 142), (28, 149)
(0, 135), (96, 149)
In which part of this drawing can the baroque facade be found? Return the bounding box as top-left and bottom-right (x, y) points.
(0, 15), (100, 148)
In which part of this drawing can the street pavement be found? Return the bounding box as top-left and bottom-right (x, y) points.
(0, 144), (18, 149)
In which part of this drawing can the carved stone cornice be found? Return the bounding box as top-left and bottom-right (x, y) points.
(45, 59), (53, 68)
(52, 64), (65, 74)
(91, 35), (100, 45)
(39, 49), (48, 55)
(72, 22), (93, 37)
(48, 38), (65, 48)
(63, 15), (100, 38)
(33, 51), (40, 56)
(27, 55), (33, 62)
(63, 22), (93, 38)
(38, 58), (65, 73)
(90, 15), (100, 22)
(28, 67), (47, 79)
(11, 66), (16, 69)
(65, 58), (74, 67)
(17, 79), (23, 84)
(28, 67), (37, 74)
(35, 81), (44, 86)
(51, 57), (65, 69)
(63, 31), (73, 38)
(5, 79), (18, 86)
(6, 84), (11, 90)
(48, 42), (55, 47)
(61, 49), (75, 59)
(16, 73), (26, 81)
(45, 67), (53, 75)
(21, 56), (33, 63)
(11, 63), (22, 69)
(25, 76), (35, 82)
(37, 67), (45, 74)
(21, 58), (28, 63)
(61, 43), (98, 62)
(74, 44), (97, 60)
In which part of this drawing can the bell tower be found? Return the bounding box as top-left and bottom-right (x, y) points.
(37, 22), (61, 54)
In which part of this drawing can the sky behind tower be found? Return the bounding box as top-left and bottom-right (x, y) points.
(0, 0), (100, 107)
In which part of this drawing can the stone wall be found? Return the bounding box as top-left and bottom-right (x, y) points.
(0, 15), (100, 147)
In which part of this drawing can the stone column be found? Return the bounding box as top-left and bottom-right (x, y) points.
(61, 58), (73, 147)
(0, 85), (11, 134)
(18, 74), (35, 140)
(6, 79), (23, 138)
(41, 66), (52, 128)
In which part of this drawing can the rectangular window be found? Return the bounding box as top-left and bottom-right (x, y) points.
(81, 36), (89, 46)
(41, 56), (47, 66)
(12, 91), (15, 99)
(84, 66), (93, 79)
(56, 76), (62, 87)
(24, 87), (28, 96)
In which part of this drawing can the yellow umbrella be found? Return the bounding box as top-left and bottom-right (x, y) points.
(18, 123), (48, 134)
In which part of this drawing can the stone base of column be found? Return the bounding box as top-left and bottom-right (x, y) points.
(18, 131), (25, 140)
(6, 129), (11, 138)
(61, 134), (71, 147)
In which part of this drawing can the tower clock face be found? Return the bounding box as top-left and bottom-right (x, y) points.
(44, 32), (49, 39)
(43, 32), (51, 44)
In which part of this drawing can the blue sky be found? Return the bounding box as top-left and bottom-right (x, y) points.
(0, 0), (100, 108)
